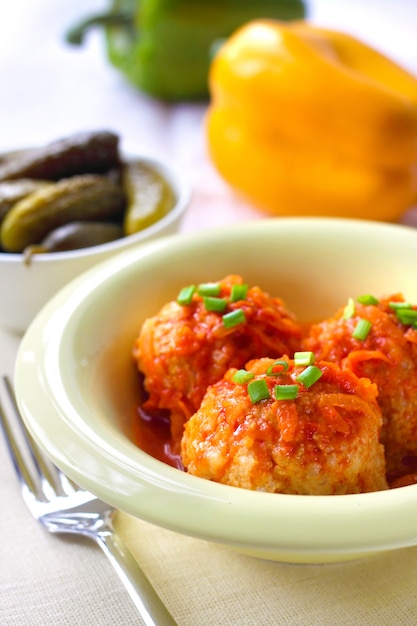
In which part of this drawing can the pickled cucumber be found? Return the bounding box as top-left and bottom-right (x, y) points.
(0, 178), (51, 221)
(0, 174), (126, 252)
(0, 130), (179, 257)
(122, 161), (176, 236)
(23, 221), (124, 263)
(0, 130), (120, 182)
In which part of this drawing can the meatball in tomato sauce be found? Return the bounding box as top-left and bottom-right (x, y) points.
(304, 294), (417, 480)
(181, 357), (387, 495)
(133, 275), (302, 445)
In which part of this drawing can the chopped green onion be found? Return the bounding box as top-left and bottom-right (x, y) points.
(396, 308), (417, 319)
(223, 308), (246, 328)
(177, 285), (196, 305)
(233, 369), (255, 384)
(274, 384), (299, 400)
(230, 283), (248, 302)
(388, 301), (412, 310)
(357, 294), (379, 305)
(266, 360), (289, 376)
(343, 297), (355, 319)
(197, 282), (221, 296)
(389, 302), (417, 326)
(247, 379), (270, 403)
(203, 296), (227, 312)
(294, 351), (315, 366)
(296, 365), (323, 388)
(352, 319), (372, 341)
(396, 309), (417, 325)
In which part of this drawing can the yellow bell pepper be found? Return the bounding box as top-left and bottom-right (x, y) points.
(206, 20), (417, 221)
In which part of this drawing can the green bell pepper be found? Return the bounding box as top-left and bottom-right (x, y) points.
(66, 0), (306, 101)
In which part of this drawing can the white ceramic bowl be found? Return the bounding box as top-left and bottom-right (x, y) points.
(15, 218), (417, 563)
(0, 154), (190, 333)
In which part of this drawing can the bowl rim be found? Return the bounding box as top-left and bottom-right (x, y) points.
(14, 217), (417, 559)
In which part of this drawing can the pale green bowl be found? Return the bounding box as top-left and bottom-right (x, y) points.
(15, 218), (417, 563)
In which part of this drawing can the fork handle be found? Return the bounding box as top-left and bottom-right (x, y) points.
(95, 529), (178, 626)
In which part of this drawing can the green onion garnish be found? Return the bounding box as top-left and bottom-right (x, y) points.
(296, 365), (323, 388)
(230, 283), (248, 302)
(265, 360), (289, 376)
(197, 282), (221, 296)
(352, 319), (372, 341)
(357, 294), (379, 305)
(274, 384), (298, 400)
(177, 285), (196, 305)
(223, 308), (246, 328)
(396, 309), (417, 325)
(247, 379), (270, 403)
(388, 301), (412, 310)
(294, 351), (315, 366)
(233, 369), (255, 384)
(203, 296), (227, 312)
(343, 297), (355, 319)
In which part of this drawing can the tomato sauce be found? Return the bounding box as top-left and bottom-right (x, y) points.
(132, 399), (184, 470)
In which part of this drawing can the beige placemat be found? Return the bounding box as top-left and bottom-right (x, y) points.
(116, 513), (417, 625)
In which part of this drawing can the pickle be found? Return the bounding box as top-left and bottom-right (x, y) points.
(122, 161), (176, 236)
(0, 178), (51, 222)
(23, 221), (124, 264)
(0, 130), (121, 182)
(0, 174), (126, 252)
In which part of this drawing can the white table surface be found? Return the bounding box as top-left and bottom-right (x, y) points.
(1, 1), (417, 624)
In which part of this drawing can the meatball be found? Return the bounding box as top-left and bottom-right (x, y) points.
(133, 275), (302, 444)
(181, 357), (387, 495)
(304, 294), (417, 479)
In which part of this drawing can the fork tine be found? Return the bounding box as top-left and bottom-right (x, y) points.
(1, 376), (70, 500)
(0, 384), (38, 497)
(55, 469), (79, 495)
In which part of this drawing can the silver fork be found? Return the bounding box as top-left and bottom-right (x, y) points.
(0, 375), (177, 626)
